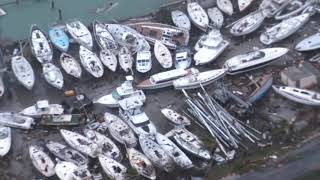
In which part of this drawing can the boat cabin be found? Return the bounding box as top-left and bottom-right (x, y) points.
(35, 100), (50, 112)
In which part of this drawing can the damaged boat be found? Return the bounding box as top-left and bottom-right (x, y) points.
(187, 1), (209, 31)
(217, 0), (234, 16)
(118, 46), (133, 73)
(127, 148), (156, 180)
(60, 53), (82, 79)
(66, 20), (93, 49)
(49, 27), (69, 52)
(0, 112), (34, 129)
(161, 108), (191, 126)
(171, 10), (191, 31)
(0, 126), (11, 157)
(30, 24), (53, 63)
(207, 7), (224, 29)
(230, 10), (265, 36)
(79, 45), (104, 78)
(136, 50), (152, 73)
(93, 20), (118, 51)
(29, 145), (55, 177)
(154, 40), (172, 68)
(42, 63), (64, 89)
(98, 155), (128, 180)
(100, 49), (117, 72)
(20, 100), (64, 118)
(295, 33), (320, 51)
(175, 46), (192, 69)
(39, 114), (86, 126)
(11, 56), (35, 90)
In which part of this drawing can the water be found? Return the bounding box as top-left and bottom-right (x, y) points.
(0, 0), (174, 40)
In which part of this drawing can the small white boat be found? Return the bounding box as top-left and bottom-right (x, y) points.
(295, 33), (320, 51)
(207, 7), (224, 28)
(0, 112), (34, 129)
(272, 85), (320, 106)
(118, 47), (133, 73)
(0, 126), (11, 157)
(223, 47), (289, 75)
(155, 133), (193, 169)
(217, 0), (234, 16)
(238, 0), (255, 12)
(127, 148), (156, 180)
(79, 46), (104, 78)
(161, 108), (191, 126)
(104, 112), (137, 148)
(171, 10), (191, 31)
(93, 20), (118, 51)
(172, 128), (211, 160)
(139, 135), (174, 172)
(42, 63), (64, 89)
(173, 68), (226, 90)
(154, 40), (172, 69)
(60, 53), (82, 79)
(60, 129), (99, 158)
(230, 10), (265, 36)
(175, 47), (192, 69)
(11, 56), (35, 90)
(100, 49), (117, 72)
(187, 1), (209, 31)
(136, 50), (152, 73)
(260, 13), (311, 45)
(55, 161), (78, 180)
(30, 25), (53, 63)
(29, 145), (55, 177)
(20, 100), (64, 118)
(98, 155), (128, 180)
(66, 20), (93, 49)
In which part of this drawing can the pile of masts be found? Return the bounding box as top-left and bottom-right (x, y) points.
(182, 85), (261, 158)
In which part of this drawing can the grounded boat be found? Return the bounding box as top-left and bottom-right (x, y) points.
(187, 1), (209, 31)
(173, 68), (227, 89)
(127, 148), (156, 180)
(260, 13), (311, 45)
(98, 155), (128, 180)
(118, 46), (133, 73)
(60, 129), (99, 158)
(128, 22), (189, 49)
(172, 128), (211, 160)
(0, 126), (11, 157)
(161, 108), (191, 126)
(99, 49), (117, 72)
(272, 85), (320, 106)
(20, 100), (64, 118)
(136, 68), (198, 90)
(11, 56), (35, 90)
(66, 20), (93, 49)
(42, 63), (64, 89)
(139, 135), (174, 172)
(60, 53), (82, 79)
(259, 0), (293, 18)
(207, 7), (224, 28)
(30, 24), (53, 63)
(48, 27), (69, 52)
(55, 161), (78, 180)
(154, 40), (172, 68)
(39, 114), (86, 126)
(93, 20), (118, 51)
(104, 112), (137, 147)
(171, 10), (191, 31)
(223, 47), (289, 75)
(29, 145), (55, 177)
(175, 46), (192, 69)
(230, 10), (265, 36)
(295, 33), (320, 51)
(217, 0), (234, 16)
(46, 141), (89, 166)
(238, 0), (255, 12)
(136, 50), (152, 73)
(79, 46), (104, 78)
(155, 133), (193, 169)
(0, 112), (34, 129)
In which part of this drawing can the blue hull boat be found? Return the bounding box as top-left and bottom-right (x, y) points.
(49, 27), (69, 52)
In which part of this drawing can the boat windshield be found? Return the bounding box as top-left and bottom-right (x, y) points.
(241, 51), (265, 63)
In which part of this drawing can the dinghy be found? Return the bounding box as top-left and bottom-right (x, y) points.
(175, 46), (192, 69)
(60, 53), (82, 79)
(46, 141), (89, 166)
(230, 10), (265, 36)
(127, 148), (156, 180)
(161, 108), (191, 126)
(0, 112), (34, 129)
(66, 20), (93, 49)
(60, 129), (99, 158)
(49, 27), (69, 52)
(155, 133), (193, 169)
(84, 129), (122, 161)
(55, 161), (78, 180)
(154, 40), (172, 68)
(42, 63), (64, 89)
(11, 56), (35, 90)
(171, 10), (191, 31)
(29, 145), (55, 177)
(187, 1), (209, 31)
(0, 126), (11, 156)
(223, 47), (289, 75)
(139, 135), (174, 172)
(30, 24), (53, 63)
(99, 49), (117, 72)
(136, 50), (152, 73)
(20, 100), (64, 118)
(217, 0), (234, 16)
(93, 20), (118, 51)
(207, 7), (224, 28)
(104, 112), (137, 147)
(260, 13), (311, 45)
(136, 68), (198, 90)
(272, 85), (320, 106)
(118, 47), (133, 73)
(98, 155), (128, 180)
(79, 46), (104, 78)
(295, 33), (320, 51)
(238, 0), (255, 12)
(172, 128), (211, 160)
(173, 68), (227, 89)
